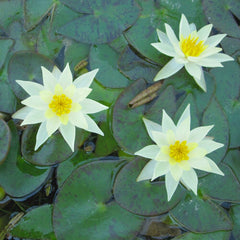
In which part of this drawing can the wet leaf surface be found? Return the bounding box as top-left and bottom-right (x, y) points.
(0, 119), (11, 164)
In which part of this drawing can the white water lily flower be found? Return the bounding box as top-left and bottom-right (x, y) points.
(12, 63), (108, 152)
(151, 14), (234, 92)
(135, 104), (224, 201)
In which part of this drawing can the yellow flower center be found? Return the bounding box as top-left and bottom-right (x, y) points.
(49, 94), (72, 116)
(180, 35), (207, 57)
(169, 140), (190, 162)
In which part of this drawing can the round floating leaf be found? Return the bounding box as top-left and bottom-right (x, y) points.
(112, 79), (176, 154)
(170, 193), (232, 232)
(24, 0), (54, 31)
(58, 0), (140, 44)
(124, 0), (206, 64)
(89, 44), (130, 88)
(221, 37), (240, 60)
(199, 164), (240, 203)
(172, 231), (230, 240)
(230, 205), (240, 239)
(202, 0), (240, 38)
(118, 46), (159, 82)
(0, 121), (50, 198)
(8, 51), (54, 99)
(202, 98), (229, 164)
(53, 161), (144, 240)
(0, 38), (14, 70)
(0, 119), (11, 164)
(114, 158), (185, 216)
(109, 35), (128, 53)
(11, 204), (56, 240)
(21, 125), (86, 166)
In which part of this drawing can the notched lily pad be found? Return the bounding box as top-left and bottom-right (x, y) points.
(53, 160), (144, 240)
(8, 51), (54, 99)
(58, 0), (140, 44)
(114, 158), (185, 216)
(170, 193), (232, 232)
(0, 119), (11, 164)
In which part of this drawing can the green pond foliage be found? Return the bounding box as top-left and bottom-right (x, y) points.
(0, 0), (239, 239)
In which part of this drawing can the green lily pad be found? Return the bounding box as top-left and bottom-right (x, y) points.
(58, 0), (139, 44)
(11, 204), (56, 240)
(230, 205), (240, 239)
(89, 44), (131, 88)
(202, 0), (240, 38)
(0, 121), (50, 198)
(112, 79), (176, 154)
(8, 51), (54, 99)
(53, 160), (144, 240)
(0, 119), (10, 164)
(172, 231), (230, 240)
(124, 0), (206, 64)
(118, 46), (159, 82)
(170, 193), (232, 232)
(199, 164), (240, 202)
(21, 125), (86, 166)
(0, 38), (14, 70)
(24, 0), (55, 31)
(0, 81), (17, 114)
(202, 97), (229, 164)
(114, 158), (185, 216)
(109, 34), (128, 53)
(221, 37), (240, 60)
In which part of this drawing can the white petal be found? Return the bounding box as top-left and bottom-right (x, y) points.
(189, 157), (211, 172)
(41, 66), (57, 91)
(188, 147), (207, 159)
(59, 63), (73, 88)
(73, 88), (92, 102)
(193, 68), (206, 92)
(81, 99), (108, 114)
(151, 131), (169, 146)
(185, 62), (202, 80)
(135, 145), (160, 159)
(181, 168), (198, 195)
(189, 23), (196, 32)
(151, 42), (176, 57)
(170, 164), (183, 181)
(199, 47), (222, 58)
(177, 104), (190, 127)
(204, 34), (226, 47)
(51, 66), (62, 79)
(198, 139), (223, 154)
(22, 96), (48, 110)
(84, 114), (103, 135)
(73, 69), (99, 88)
(179, 14), (190, 39)
(152, 161), (170, 180)
(197, 24), (212, 42)
(153, 58), (184, 81)
(46, 116), (61, 136)
(59, 123), (75, 152)
(188, 56), (223, 67)
(205, 157), (224, 175)
(165, 172), (179, 201)
(35, 121), (49, 150)
(156, 29), (170, 44)
(137, 160), (156, 182)
(176, 117), (190, 141)
(165, 23), (180, 49)
(21, 110), (45, 125)
(162, 109), (176, 133)
(16, 80), (44, 96)
(12, 106), (32, 120)
(188, 125), (214, 143)
(69, 111), (88, 130)
(205, 53), (233, 63)
(142, 118), (162, 142)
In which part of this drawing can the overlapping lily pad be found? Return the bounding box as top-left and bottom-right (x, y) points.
(53, 161), (144, 240)
(0, 121), (50, 198)
(58, 0), (140, 44)
(170, 193), (232, 232)
(114, 158), (185, 216)
(230, 205), (240, 239)
(0, 38), (14, 70)
(173, 231), (230, 240)
(0, 119), (10, 164)
(8, 51), (54, 99)
(11, 204), (56, 240)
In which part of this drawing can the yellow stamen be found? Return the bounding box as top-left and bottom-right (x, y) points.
(180, 35), (207, 57)
(169, 140), (190, 162)
(49, 94), (72, 116)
